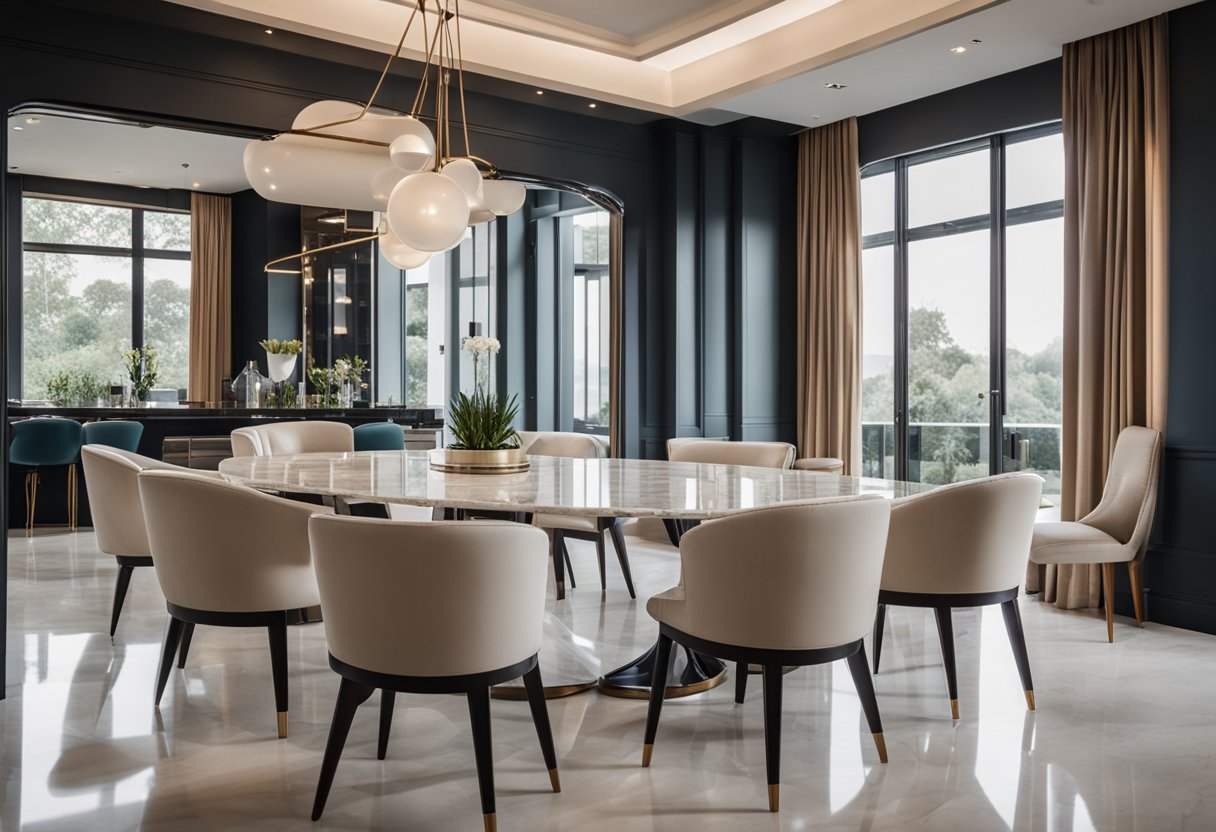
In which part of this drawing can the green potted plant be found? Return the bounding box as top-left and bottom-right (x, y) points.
(121, 345), (159, 403)
(431, 336), (527, 473)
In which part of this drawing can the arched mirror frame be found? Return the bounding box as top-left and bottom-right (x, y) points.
(1, 103), (626, 456)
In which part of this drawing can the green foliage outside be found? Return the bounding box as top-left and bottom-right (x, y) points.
(405, 284), (429, 406)
(22, 198), (190, 399)
(862, 306), (1062, 490)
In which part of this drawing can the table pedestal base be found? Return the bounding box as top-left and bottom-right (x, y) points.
(598, 641), (727, 699)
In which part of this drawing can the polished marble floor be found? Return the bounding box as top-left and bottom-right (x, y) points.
(4, 523), (1215, 831)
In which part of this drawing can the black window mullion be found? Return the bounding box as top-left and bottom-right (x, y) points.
(893, 158), (909, 483)
(132, 208), (144, 350)
(989, 135), (1006, 473)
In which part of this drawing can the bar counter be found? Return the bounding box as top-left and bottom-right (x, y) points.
(7, 403), (444, 529)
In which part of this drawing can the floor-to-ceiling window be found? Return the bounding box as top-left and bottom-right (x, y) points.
(860, 125), (1063, 500)
(21, 196), (191, 400)
(571, 209), (610, 434)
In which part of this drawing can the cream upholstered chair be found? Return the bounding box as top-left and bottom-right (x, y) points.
(793, 457), (845, 474)
(642, 497), (891, 812)
(80, 446), (220, 637)
(138, 470), (330, 738)
(667, 438), (796, 469)
(529, 433), (634, 600)
(873, 473), (1043, 719)
(1030, 426), (1162, 642)
(230, 420), (354, 457)
(308, 515), (558, 830)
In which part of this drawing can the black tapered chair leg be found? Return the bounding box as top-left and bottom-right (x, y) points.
(608, 521), (636, 599)
(872, 603), (887, 673)
(845, 644), (888, 763)
(176, 622), (195, 669)
(734, 660), (748, 704)
(563, 545), (576, 589)
(934, 606), (959, 719)
(466, 686), (497, 832)
(312, 677), (375, 821)
(761, 663), (784, 812)
(552, 530), (567, 600)
(268, 615), (289, 738)
(1000, 598), (1036, 711)
(378, 689), (396, 760)
(154, 616), (185, 706)
(522, 663), (561, 792)
(595, 532), (607, 591)
(641, 633), (674, 767)
(110, 565), (135, 637)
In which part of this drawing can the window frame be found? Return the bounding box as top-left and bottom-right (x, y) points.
(20, 194), (190, 397)
(860, 121), (1063, 482)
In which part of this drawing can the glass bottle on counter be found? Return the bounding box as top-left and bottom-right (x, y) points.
(232, 360), (270, 408)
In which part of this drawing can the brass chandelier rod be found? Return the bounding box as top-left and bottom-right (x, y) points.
(263, 231), (384, 274)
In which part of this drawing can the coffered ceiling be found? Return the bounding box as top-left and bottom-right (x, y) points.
(165, 0), (1202, 127)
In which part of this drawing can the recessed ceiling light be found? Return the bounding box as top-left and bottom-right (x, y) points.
(588, 102), (598, 109)
(535, 90), (544, 95)
(12, 125), (22, 131)
(192, 182), (201, 188)
(24, 117), (40, 126)
(823, 82), (846, 90)
(950, 46), (967, 54)
(264, 28), (274, 34)
(137, 185), (151, 189)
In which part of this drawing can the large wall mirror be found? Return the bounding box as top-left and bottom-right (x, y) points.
(3, 105), (622, 446)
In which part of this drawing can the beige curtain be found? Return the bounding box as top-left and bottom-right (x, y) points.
(1042, 16), (1169, 607)
(188, 193), (232, 403)
(796, 117), (862, 473)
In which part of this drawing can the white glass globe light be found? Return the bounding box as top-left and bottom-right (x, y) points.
(387, 172), (471, 252)
(441, 158), (484, 200)
(390, 121), (436, 172)
(442, 226), (473, 252)
(482, 178), (526, 215)
(469, 209), (496, 225)
(244, 134), (388, 212)
(380, 230), (432, 269)
(370, 166), (407, 211)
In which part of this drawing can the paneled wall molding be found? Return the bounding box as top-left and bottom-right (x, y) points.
(1162, 445), (1216, 460)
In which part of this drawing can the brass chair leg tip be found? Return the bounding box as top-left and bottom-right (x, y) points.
(277, 711), (288, 738)
(483, 812), (497, 832)
(768, 784), (780, 812)
(641, 744), (653, 768)
(873, 732), (888, 764)
(1025, 690), (1036, 711)
(950, 699), (960, 720)
(548, 767), (561, 793)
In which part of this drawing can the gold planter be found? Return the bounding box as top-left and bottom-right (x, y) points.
(429, 446), (530, 474)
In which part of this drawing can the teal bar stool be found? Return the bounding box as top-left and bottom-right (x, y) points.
(353, 423), (405, 452)
(82, 420), (144, 453)
(10, 417), (85, 535)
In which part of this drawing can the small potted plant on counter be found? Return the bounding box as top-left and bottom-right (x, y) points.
(430, 336), (527, 473)
(121, 345), (159, 404)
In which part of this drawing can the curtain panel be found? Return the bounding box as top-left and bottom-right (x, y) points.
(1044, 15), (1169, 608)
(795, 117), (862, 473)
(188, 193), (233, 403)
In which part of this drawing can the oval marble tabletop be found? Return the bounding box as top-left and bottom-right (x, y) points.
(217, 449), (933, 518)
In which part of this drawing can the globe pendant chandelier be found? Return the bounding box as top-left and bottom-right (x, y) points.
(246, 0), (527, 272)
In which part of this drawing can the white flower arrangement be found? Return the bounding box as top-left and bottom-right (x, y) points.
(462, 335), (501, 356)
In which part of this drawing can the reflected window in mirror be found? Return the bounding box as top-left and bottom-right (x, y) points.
(21, 196), (191, 400)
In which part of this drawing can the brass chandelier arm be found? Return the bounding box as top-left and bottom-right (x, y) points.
(455, 0), (471, 159)
(263, 232), (384, 274)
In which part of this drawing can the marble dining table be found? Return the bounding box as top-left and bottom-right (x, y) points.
(218, 449), (934, 698)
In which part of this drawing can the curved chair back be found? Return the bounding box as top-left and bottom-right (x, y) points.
(138, 470), (327, 612)
(527, 433), (602, 459)
(82, 420), (144, 453)
(668, 439), (795, 470)
(80, 446), (152, 557)
(517, 430), (608, 457)
(882, 473), (1043, 596)
(309, 516), (549, 677)
(1081, 426), (1162, 558)
(231, 421), (355, 457)
(673, 496), (890, 650)
(10, 417), (83, 467)
(353, 422), (405, 452)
